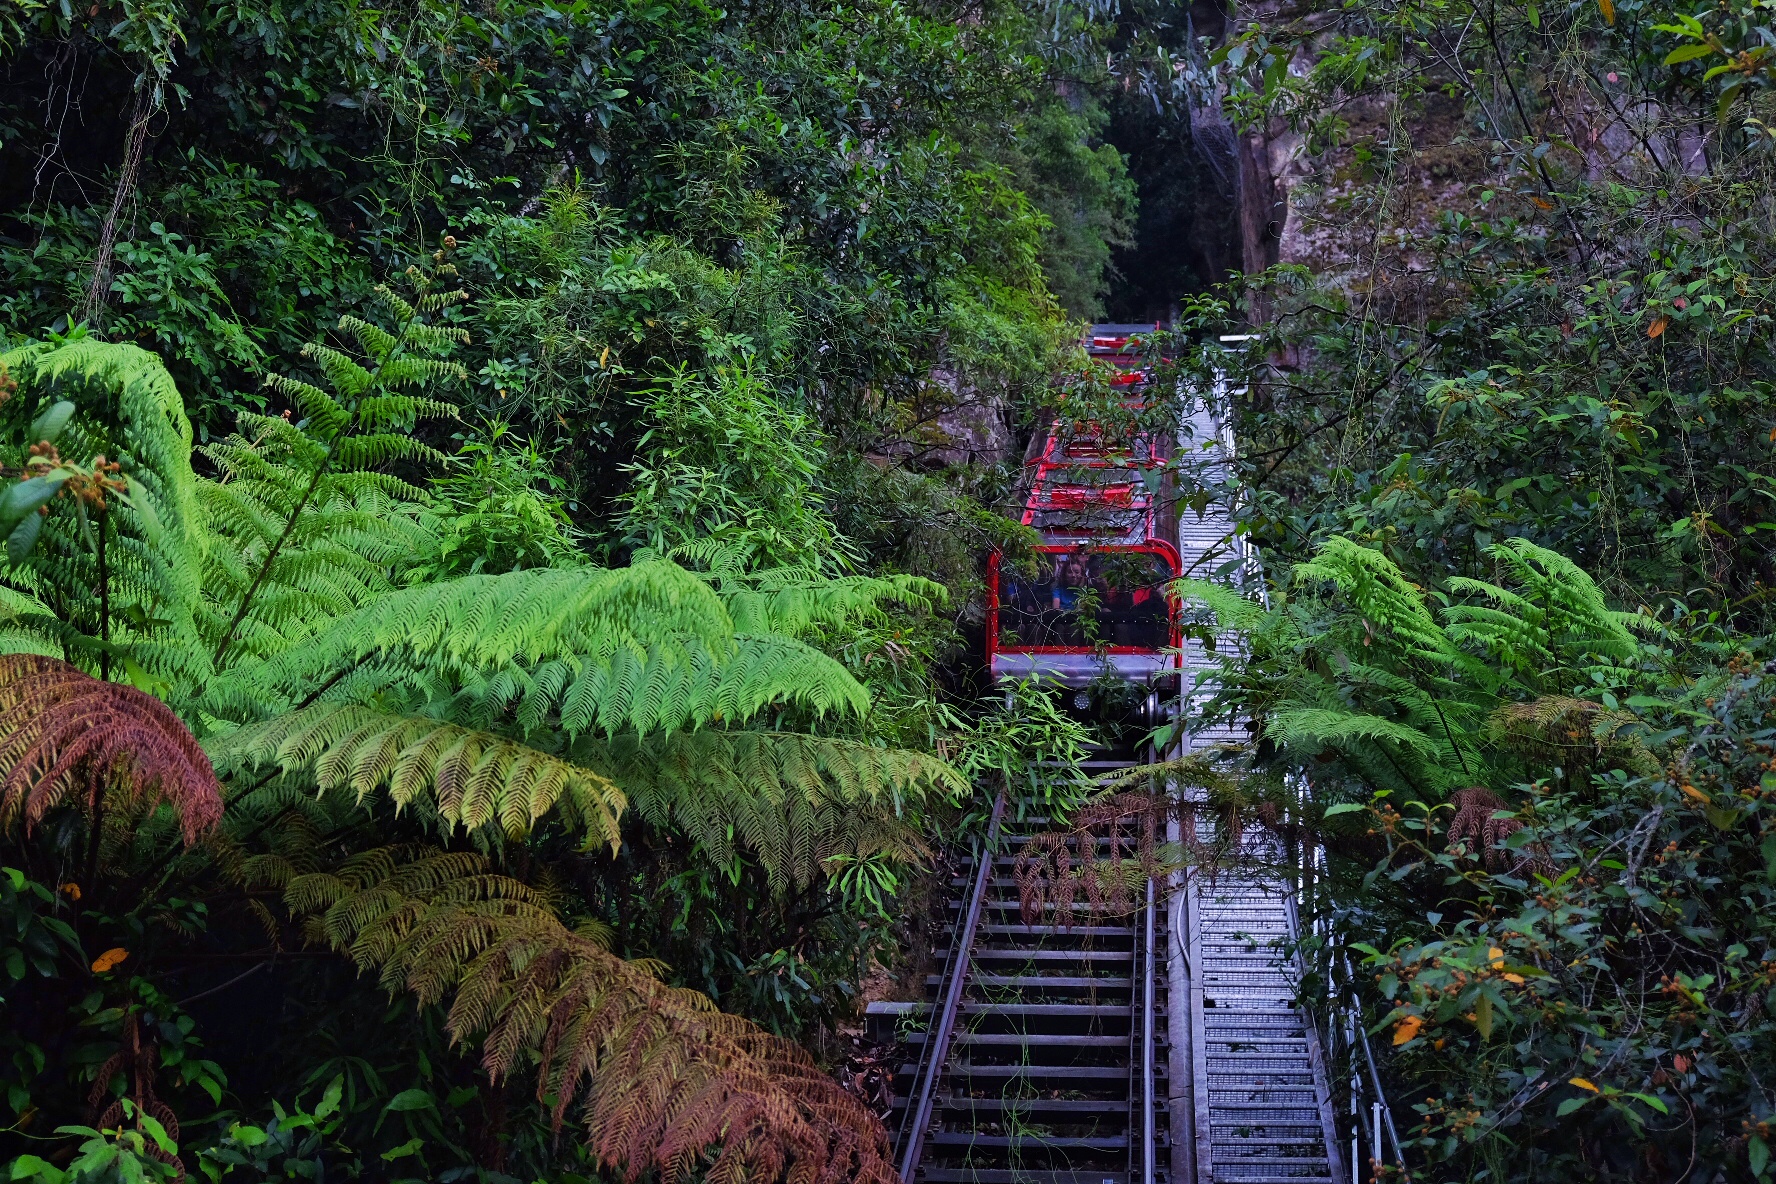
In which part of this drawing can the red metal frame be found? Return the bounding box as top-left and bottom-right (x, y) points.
(985, 323), (1181, 680)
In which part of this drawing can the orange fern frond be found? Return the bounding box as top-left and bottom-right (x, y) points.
(287, 847), (896, 1184)
(0, 654), (222, 842)
(1014, 755), (1289, 928)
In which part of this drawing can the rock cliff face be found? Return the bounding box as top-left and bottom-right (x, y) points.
(1223, 9), (1720, 324)
(1237, 90), (1489, 325)
(1229, 79), (1497, 322)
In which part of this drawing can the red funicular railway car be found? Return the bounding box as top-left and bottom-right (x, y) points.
(986, 324), (1182, 690)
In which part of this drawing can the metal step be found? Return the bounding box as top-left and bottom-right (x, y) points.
(895, 802), (1166, 1184)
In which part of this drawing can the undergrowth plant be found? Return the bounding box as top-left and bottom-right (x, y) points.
(1182, 535), (1654, 804)
(0, 298), (956, 1180)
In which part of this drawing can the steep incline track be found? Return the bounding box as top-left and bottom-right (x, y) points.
(873, 347), (1344, 1184)
(883, 768), (1167, 1184)
(1172, 363), (1344, 1184)
(1181, 868), (1342, 1183)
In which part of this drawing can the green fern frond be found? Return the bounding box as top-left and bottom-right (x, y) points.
(195, 433), (438, 666)
(0, 338), (208, 682)
(401, 319), (470, 351)
(575, 730), (956, 891)
(1266, 707), (1444, 760)
(206, 561), (876, 740)
(1480, 537), (1639, 659)
(1171, 578), (1265, 630)
(375, 356), (468, 391)
(331, 561), (725, 667)
(263, 373), (350, 435)
(715, 567), (945, 637)
(339, 317), (399, 362)
(330, 433), (446, 470)
(213, 704), (627, 846)
(1293, 537), (1454, 664)
(357, 395), (458, 431)
(302, 343), (375, 401)
(237, 625), (871, 747)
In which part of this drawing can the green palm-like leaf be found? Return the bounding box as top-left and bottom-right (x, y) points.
(576, 730), (961, 890)
(0, 338), (209, 684)
(214, 704), (626, 847)
(1266, 707), (1444, 759)
(712, 566), (945, 636)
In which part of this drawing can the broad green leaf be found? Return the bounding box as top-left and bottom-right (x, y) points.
(27, 401), (75, 444)
(384, 1088), (436, 1113)
(1664, 43), (1717, 64)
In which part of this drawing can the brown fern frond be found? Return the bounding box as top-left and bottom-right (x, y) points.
(1488, 696), (1654, 775)
(1017, 791), (1178, 926)
(287, 846), (895, 1184)
(0, 654), (221, 842)
(1016, 757), (1293, 928)
(87, 1011), (184, 1181)
(1445, 786), (1538, 873)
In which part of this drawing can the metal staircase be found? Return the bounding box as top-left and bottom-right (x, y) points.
(1180, 869), (1342, 1183)
(1172, 343), (1344, 1184)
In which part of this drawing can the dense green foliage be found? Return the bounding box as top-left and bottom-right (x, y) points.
(1149, 0), (1776, 1172)
(0, 0), (1195, 1174)
(1182, 539), (1776, 1181)
(1183, 0), (1776, 607)
(15, 0), (1776, 1175)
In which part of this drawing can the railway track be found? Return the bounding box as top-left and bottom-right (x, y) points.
(872, 765), (1341, 1184)
(879, 764), (1167, 1184)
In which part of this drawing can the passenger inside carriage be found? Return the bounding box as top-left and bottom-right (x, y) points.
(997, 551), (1173, 650)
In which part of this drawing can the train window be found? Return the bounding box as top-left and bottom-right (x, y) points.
(996, 550), (1175, 650)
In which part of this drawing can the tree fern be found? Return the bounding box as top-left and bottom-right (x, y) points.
(1446, 537), (1642, 688)
(0, 653), (221, 842)
(205, 562), (874, 736)
(271, 846), (897, 1184)
(1216, 536), (1654, 800)
(197, 420), (438, 664)
(0, 318), (944, 1182)
(695, 558), (946, 638)
(0, 336), (209, 687)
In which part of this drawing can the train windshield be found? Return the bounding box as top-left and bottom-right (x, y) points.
(996, 549), (1175, 650)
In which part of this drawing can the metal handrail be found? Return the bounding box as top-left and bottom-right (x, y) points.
(1342, 948), (1407, 1172)
(1297, 838), (1409, 1183)
(895, 789), (1006, 1180)
(1141, 875), (1158, 1184)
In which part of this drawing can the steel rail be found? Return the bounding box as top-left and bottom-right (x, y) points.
(1141, 874), (1158, 1184)
(895, 788), (1006, 1181)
